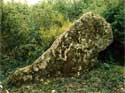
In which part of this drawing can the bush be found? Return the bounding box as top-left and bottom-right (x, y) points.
(99, 1), (125, 65)
(0, 2), (71, 79)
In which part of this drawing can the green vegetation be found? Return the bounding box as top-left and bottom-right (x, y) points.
(0, 0), (124, 92)
(99, 1), (125, 65)
(10, 63), (125, 93)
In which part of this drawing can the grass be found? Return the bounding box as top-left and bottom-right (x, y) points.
(8, 62), (125, 93)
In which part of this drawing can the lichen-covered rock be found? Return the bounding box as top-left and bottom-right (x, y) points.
(7, 12), (113, 86)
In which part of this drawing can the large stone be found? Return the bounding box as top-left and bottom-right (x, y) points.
(7, 12), (113, 86)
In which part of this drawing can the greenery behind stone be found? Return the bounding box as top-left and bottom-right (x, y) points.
(0, 0), (124, 81)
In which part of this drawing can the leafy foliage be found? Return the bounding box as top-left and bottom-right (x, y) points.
(99, 1), (125, 65)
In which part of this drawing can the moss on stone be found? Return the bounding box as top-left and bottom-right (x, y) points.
(7, 12), (113, 86)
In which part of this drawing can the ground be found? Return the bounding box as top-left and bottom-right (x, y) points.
(8, 62), (125, 93)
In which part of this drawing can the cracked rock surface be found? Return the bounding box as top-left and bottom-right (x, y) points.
(7, 12), (113, 86)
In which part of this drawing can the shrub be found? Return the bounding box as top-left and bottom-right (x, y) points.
(99, 1), (125, 65)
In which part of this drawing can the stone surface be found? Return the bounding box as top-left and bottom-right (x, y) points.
(7, 12), (113, 86)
